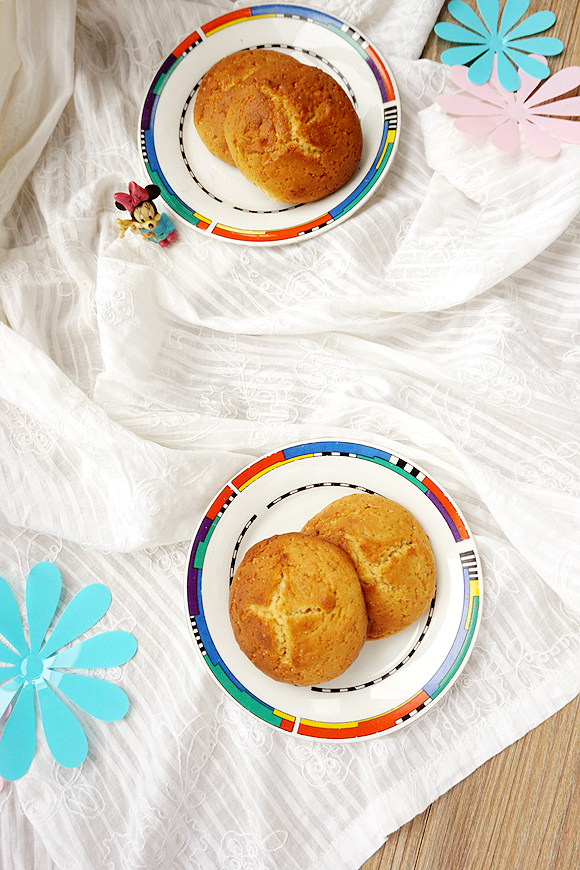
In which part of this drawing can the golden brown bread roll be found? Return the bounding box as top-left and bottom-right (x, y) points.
(302, 494), (436, 640)
(229, 532), (368, 685)
(223, 58), (363, 203)
(193, 49), (303, 164)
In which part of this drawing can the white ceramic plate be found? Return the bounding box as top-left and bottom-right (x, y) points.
(140, 4), (401, 244)
(185, 439), (482, 741)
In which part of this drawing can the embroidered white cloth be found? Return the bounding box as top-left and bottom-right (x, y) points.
(1, 1), (579, 868)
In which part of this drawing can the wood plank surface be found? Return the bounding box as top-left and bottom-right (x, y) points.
(360, 697), (579, 870)
(359, 3), (579, 869)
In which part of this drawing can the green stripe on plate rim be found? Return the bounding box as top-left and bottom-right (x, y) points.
(145, 168), (210, 224)
(369, 456), (428, 491)
(192, 515), (221, 569)
(207, 659), (287, 727)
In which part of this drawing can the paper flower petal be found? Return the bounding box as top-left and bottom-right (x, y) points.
(449, 64), (509, 104)
(455, 115), (507, 134)
(525, 66), (580, 104)
(490, 118), (521, 150)
(26, 562), (62, 654)
(468, 48), (497, 84)
(531, 115), (580, 144)
(476, 0), (500, 34)
(503, 49), (551, 82)
(498, 0), (529, 37)
(0, 566), (136, 778)
(504, 9), (556, 40)
(0, 676), (23, 718)
(36, 681), (88, 769)
(495, 52), (521, 91)
(435, 22), (488, 44)
(507, 36), (564, 56)
(515, 59), (546, 102)
(40, 584), (112, 658)
(448, 0), (491, 36)
(519, 117), (560, 156)
(51, 672), (130, 721)
(0, 640), (20, 666)
(0, 577), (28, 657)
(0, 684), (36, 780)
(529, 97), (580, 117)
(49, 631), (137, 670)
(439, 36), (580, 161)
(437, 1), (563, 91)
(441, 44), (489, 67)
(438, 93), (507, 115)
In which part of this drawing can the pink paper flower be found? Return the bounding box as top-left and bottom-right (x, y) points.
(438, 55), (580, 157)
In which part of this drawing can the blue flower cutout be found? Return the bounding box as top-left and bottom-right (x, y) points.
(435, 0), (564, 90)
(0, 563), (137, 780)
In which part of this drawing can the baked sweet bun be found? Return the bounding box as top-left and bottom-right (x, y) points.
(194, 49), (302, 164)
(223, 59), (363, 203)
(229, 532), (367, 686)
(302, 494), (436, 640)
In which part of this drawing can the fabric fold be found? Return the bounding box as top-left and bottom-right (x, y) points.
(0, 324), (255, 550)
(0, 0), (76, 227)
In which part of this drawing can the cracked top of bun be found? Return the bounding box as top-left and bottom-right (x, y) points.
(229, 532), (367, 686)
(302, 494), (436, 640)
(222, 54), (363, 203)
(194, 49), (305, 165)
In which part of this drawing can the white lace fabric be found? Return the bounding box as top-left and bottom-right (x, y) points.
(1, 1), (579, 869)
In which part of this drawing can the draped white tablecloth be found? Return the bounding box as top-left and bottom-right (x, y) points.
(1, 1), (579, 868)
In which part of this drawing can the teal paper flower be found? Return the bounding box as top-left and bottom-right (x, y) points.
(435, 0), (563, 90)
(0, 563), (137, 780)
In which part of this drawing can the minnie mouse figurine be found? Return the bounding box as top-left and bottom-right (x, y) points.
(114, 181), (178, 247)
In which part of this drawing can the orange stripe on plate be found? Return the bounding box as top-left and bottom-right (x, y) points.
(173, 31), (201, 57)
(423, 478), (469, 540)
(206, 486), (234, 521)
(232, 451), (286, 489)
(212, 214), (333, 243)
(297, 691), (431, 739)
(203, 8), (252, 35)
(365, 45), (395, 101)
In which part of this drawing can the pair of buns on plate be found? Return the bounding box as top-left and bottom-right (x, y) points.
(194, 49), (363, 203)
(229, 494), (436, 686)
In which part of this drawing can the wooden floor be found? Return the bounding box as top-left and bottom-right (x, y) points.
(360, 696), (579, 870)
(360, 3), (579, 869)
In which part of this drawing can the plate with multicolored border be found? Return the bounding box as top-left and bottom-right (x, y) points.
(140, 4), (400, 244)
(185, 439), (482, 741)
